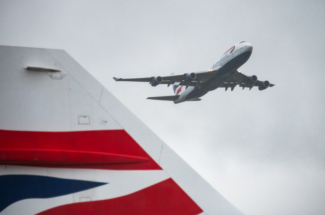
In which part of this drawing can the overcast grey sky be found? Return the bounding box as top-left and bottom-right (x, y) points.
(1, 1), (325, 214)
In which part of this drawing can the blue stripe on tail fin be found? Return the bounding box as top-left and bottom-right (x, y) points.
(0, 175), (106, 212)
(173, 84), (179, 94)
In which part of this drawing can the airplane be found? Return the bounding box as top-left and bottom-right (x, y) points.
(114, 41), (274, 104)
(0, 45), (244, 215)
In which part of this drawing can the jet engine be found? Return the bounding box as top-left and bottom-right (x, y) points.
(184, 73), (197, 83)
(183, 73), (196, 88)
(150, 76), (163, 87)
(246, 75), (257, 84)
(258, 80), (270, 90)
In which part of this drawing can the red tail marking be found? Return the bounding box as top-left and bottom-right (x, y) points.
(0, 129), (161, 170)
(37, 178), (203, 215)
(176, 86), (183, 95)
(0, 149), (149, 166)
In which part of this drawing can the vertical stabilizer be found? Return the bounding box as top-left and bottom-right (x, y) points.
(173, 83), (183, 95)
(0, 46), (243, 215)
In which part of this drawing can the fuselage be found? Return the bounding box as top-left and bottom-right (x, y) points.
(174, 41), (253, 104)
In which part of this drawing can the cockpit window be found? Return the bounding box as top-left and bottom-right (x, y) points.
(240, 41), (246, 43)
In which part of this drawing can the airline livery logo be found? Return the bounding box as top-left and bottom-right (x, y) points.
(176, 86), (183, 95)
(0, 129), (203, 214)
(173, 85), (183, 95)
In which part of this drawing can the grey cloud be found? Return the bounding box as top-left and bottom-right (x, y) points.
(1, 0), (325, 214)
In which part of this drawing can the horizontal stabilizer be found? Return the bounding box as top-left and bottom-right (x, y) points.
(147, 95), (179, 101)
(188, 98), (201, 101)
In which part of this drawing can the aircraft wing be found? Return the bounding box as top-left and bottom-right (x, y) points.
(114, 70), (218, 87)
(218, 70), (275, 91)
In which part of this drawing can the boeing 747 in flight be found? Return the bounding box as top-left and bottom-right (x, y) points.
(114, 41), (274, 103)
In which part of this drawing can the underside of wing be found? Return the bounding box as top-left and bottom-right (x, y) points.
(218, 71), (275, 91)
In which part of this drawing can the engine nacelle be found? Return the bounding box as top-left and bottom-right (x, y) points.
(184, 73), (196, 83)
(258, 80), (270, 90)
(150, 76), (163, 87)
(246, 75), (257, 84)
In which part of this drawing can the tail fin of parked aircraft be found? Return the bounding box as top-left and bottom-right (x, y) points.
(0, 46), (243, 215)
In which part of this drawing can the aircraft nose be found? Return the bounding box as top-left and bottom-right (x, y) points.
(246, 43), (253, 52)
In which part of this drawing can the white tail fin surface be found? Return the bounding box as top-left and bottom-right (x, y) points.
(0, 46), (243, 215)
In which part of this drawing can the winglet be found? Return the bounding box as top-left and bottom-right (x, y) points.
(113, 77), (120, 81)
